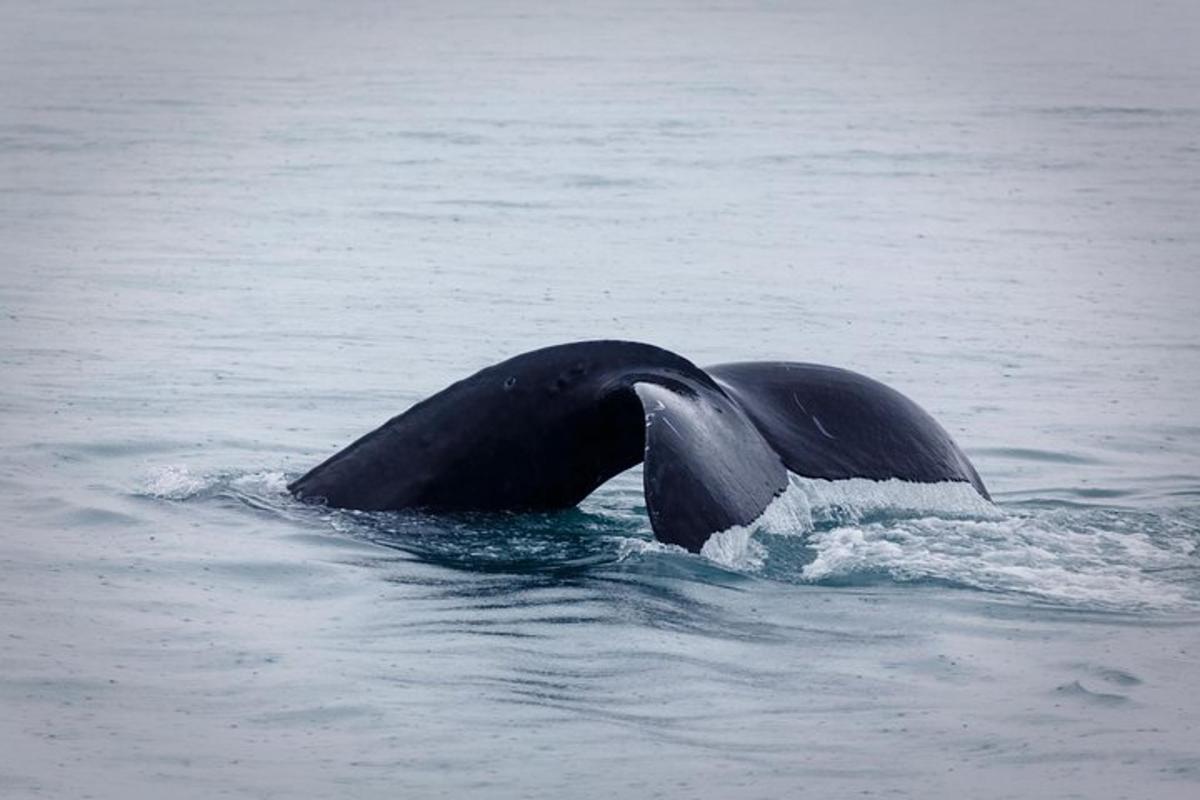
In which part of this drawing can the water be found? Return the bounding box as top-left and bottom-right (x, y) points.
(2, 0), (1199, 797)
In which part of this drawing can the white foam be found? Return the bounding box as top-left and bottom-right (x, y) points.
(801, 511), (1196, 610)
(613, 536), (689, 561)
(687, 474), (1190, 609)
(141, 467), (290, 502)
(230, 471), (291, 496)
(699, 473), (997, 571)
(790, 475), (1002, 525)
(700, 524), (769, 570)
(699, 476), (814, 569)
(141, 464), (208, 500)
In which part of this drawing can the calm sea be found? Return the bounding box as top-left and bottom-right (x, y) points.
(2, 1), (1199, 797)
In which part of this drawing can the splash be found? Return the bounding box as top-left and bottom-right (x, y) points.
(700, 473), (998, 570)
(791, 476), (1002, 526)
(699, 475), (816, 570)
(801, 508), (1197, 610)
(694, 474), (1198, 610)
(230, 471), (291, 496)
(142, 464), (209, 500)
(140, 466), (291, 503)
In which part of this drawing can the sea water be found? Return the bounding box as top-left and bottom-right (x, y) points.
(2, 1), (1199, 797)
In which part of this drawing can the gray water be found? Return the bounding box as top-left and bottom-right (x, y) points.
(3, 1), (1200, 797)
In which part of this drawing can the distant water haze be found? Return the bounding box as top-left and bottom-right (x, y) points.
(1, 1), (1198, 798)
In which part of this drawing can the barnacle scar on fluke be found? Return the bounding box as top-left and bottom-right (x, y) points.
(289, 340), (989, 552)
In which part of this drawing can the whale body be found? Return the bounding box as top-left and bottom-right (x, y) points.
(289, 341), (989, 552)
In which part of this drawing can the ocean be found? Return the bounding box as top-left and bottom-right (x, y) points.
(2, 1), (1198, 797)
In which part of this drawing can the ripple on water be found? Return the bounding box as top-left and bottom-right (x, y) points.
(1053, 680), (1131, 707)
(138, 464), (1200, 615)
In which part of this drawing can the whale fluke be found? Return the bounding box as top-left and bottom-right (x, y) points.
(708, 362), (990, 500)
(289, 340), (989, 552)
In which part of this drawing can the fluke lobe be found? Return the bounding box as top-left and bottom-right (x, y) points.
(289, 340), (989, 552)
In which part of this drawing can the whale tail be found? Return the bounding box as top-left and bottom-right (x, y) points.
(289, 341), (989, 552)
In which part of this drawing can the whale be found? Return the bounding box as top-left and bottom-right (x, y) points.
(288, 340), (989, 552)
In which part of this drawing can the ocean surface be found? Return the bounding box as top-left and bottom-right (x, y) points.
(2, 1), (1199, 797)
